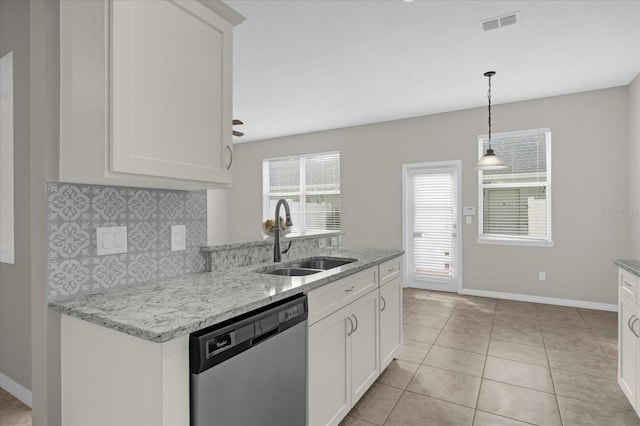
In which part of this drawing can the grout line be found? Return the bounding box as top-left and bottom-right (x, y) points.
(471, 303), (496, 424)
(539, 313), (564, 426)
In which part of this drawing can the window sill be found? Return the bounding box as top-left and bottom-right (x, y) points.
(477, 237), (554, 248)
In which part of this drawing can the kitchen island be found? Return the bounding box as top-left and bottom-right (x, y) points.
(49, 246), (403, 426)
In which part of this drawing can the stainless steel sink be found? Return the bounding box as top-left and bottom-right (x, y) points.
(255, 257), (357, 277)
(288, 257), (357, 270)
(261, 267), (321, 277)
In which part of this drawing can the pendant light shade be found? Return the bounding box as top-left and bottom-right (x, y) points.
(476, 71), (507, 171)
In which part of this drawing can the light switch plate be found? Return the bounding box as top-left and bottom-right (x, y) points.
(171, 225), (186, 251)
(463, 206), (476, 216)
(96, 226), (127, 256)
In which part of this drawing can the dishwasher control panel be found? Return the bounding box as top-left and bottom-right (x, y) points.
(190, 293), (308, 374)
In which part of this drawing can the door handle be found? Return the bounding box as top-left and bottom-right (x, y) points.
(226, 145), (233, 170)
(345, 285), (356, 293)
(631, 317), (640, 338)
(380, 296), (387, 312)
(346, 316), (354, 336)
(351, 314), (359, 334)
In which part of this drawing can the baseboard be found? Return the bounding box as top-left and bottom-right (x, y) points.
(0, 372), (32, 408)
(458, 288), (618, 312)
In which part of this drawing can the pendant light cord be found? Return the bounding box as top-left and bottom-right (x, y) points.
(487, 73), (492, 150)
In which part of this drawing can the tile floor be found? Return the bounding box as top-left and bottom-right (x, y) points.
(0, 387), (31, 426)
(341, 288), (640, 426)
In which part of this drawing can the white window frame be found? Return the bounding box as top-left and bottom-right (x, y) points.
(477, 128), (554, 247)
(262, 151), (340, 232)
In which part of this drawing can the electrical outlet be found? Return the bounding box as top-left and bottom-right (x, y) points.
(96, 226), (127, 255)
(171, 225), (186, 251)
(539, 271), (546, 281)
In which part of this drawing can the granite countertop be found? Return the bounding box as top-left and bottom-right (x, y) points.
(49, 247), (403, 343)
(615, 259), (640, 277)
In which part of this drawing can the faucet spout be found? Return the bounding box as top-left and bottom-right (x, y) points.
(273, 199), (292, 262)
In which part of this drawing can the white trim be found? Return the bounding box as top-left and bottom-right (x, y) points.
(0, 372), (32, 407)
(402, 160), (462, 293)
(458, 288), (617, 312)
(0, 249), (14, 264)
(477, 237), (555, 247)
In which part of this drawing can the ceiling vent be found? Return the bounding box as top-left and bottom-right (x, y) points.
(481, 12), (519, 31)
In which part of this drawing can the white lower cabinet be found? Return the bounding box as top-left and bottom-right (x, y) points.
(307, 257), (403, 426)
(379, 276), (402, 371)
(619, 292), (638, 408)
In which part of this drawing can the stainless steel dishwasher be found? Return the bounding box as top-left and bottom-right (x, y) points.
(189, 293), (308, 426)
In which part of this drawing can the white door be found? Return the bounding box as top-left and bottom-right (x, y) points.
(307, 306), (351, 426)
(402, 161), (461, 292)
(349, 290), (380, 405)
(618, 293), (638, 407)
(379, 277), (402, 370)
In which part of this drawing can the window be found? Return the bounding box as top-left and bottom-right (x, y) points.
(263, 152), (340, 232)
(478, 128), (553, 247)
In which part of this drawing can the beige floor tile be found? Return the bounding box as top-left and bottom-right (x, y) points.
(449, 311), (494, 328)
(385, 391), (474, 426)
(542, 329), (607, 356)
(403, 323), (441, 344)
(339, 416), (376, 426)
(348, 383), (403, 426)
(546, 347), (616, 378)
(406, 365), (481, 408)
(444, 318), (492, 338)
(403, 312), (449, 330)
(539, 322), (594, 338)
(455, 304), (496, 315)
(578, 308), (617, 322)
(598, 337), (619, 359)
(434, 330), (490, 355)
(396, 339), (431, 364)
(590, 325), (617, 339)
(0, 387), (32, 426)
(491, 324), (544, 346)
(376, 359), (420, 390)
(413, 303), (456, 318)
(495, 300), (538, 318)
(403, 288), (432, 301)
(483, 356), (554, 393)
(493, 314), (540, 331)
(557, 396), (640, 426)
(428, 292), (464, 301)
(551, 368), (634, 410)
(477, 380), (561, 426)
(420, 298), (461, 308)
(423, 345), (486, 377)
(460, 295), (497, 305)
(538, 311), (588, 328)
(473, 410), (533, 426)
(487, 339), (548, 366)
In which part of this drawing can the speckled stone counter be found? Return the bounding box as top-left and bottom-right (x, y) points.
(49, 247), (403, 343)
(615, 259), (640, 277)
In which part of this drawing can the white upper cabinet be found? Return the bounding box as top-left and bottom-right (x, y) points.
(59, 0), (245, 190)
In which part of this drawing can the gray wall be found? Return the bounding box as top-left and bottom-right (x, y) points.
(230, 87), (631, 305)
(630, 73), (640, 258)
(0, 0), (32, 394)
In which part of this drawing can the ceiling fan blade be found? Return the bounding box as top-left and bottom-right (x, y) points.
(233, 130), (244, 137)
(232, 119), (244, 126)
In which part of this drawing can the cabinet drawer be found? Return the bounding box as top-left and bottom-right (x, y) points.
(619, 268), (638, 301)
(379, 257), (401, 285)
(308, 268), (378, 326)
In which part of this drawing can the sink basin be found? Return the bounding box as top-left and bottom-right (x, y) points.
(255, 257), (357, 277)
(261, 267), (322, 277)
(288, 257), (357, 270)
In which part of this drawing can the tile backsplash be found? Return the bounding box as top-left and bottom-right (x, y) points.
(46, 182), (207, 299)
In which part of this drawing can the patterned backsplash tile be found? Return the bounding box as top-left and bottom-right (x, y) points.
(46, 182), (207, 299)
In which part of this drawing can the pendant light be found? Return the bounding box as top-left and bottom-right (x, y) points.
(475, 71), (507, 171)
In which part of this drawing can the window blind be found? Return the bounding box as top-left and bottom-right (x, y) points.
(263, 152), (340, 232)
(412, 171), (454, 278)
(479, 129), (551, 242)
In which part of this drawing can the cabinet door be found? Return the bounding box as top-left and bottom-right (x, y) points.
(308, 306), (351, 426)
(380, 277), (402, 371)
(618, 293), (638, 408)
(111, 0), (233, 184)
(349, 290), (380, 404)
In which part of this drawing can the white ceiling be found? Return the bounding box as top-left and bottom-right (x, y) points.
(226, 0), (640, 143)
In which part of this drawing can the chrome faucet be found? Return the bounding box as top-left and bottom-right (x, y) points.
(273, 199), (293, 262)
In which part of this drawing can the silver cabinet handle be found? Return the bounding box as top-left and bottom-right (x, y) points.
(380, 296), (387, 312)
(632, 317), (640, 338)
(346, 316), (354, 336)
(345, 285), (356, 293)
(226, 145), (233, 170)
(351, 314), (359, 334)
(622, 280), (633, 287)
(387, 267), (396, 273)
